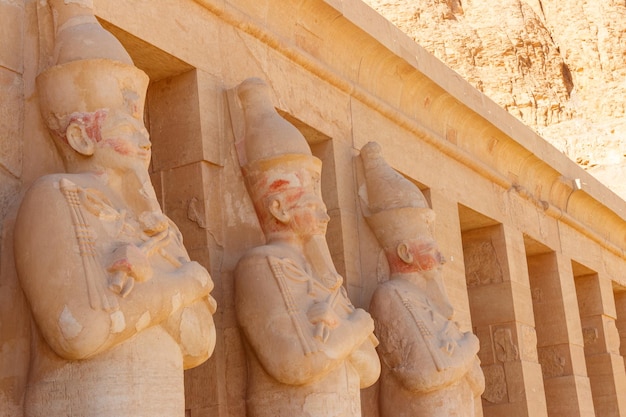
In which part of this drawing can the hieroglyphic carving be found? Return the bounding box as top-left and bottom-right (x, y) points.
(494, 327), (520, 362)
(482, 364), (508, 404)
(583, 327), (599, 346)
(464, 240), (504, 287)
(233, 78), (380, 417)
(521, 325), (539, 362)
(538, 346), (566, 378)
(362, 142), (484, 417)
(13, 2), (215, 415)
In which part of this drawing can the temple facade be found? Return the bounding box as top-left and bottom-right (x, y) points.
(2, 1), (626, 416)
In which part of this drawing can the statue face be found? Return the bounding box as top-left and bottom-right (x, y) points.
(93, 109), (151, 172)
(286, 191), (330, 240)
(396, 237), (445, 274)
(411, 238), (445, 272)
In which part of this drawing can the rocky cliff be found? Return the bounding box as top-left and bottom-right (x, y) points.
(364, 0), (626, 200)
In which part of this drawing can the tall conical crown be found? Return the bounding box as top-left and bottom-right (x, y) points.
(236, 78), (322, 206)
(37, 0), (148, 135)
(360, 142), (435, 249)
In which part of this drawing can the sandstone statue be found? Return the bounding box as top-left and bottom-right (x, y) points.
(361, 142), (484, 417)
(12, 1), (216, 416)
(233, 78), (380, 417)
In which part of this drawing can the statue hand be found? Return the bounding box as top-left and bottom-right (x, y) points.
(307, 301), (340, 328)
(107, 244), (153, 297)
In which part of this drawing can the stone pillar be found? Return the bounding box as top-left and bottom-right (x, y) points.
(615, 291), (626, 374)
(575, 273), (626, 417)
(430, 190), (483, 417)
(462, 224), (547, 417)
(0, 1), (26, 414)
(148, 69), (226, 417)
(527, 252), (595, 416)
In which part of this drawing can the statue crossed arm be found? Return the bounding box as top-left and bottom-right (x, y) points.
(370, 282), (480, 394)
(14, 174), (215, 365)
(235, 250), (377, 387)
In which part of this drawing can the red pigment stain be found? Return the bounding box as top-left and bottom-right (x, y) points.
(269, 179), (290, 192)
(87, 110), (107, 143)
(385, 243), (441, 274)
(104, 139), (132, 156)
(64, 110), (107, 143)
(109, 258), (132, 272)
(284, 189), (305, 206)
(386, 252), (415, 274)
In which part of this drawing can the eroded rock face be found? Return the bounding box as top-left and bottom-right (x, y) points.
(364, 0), (626, 200)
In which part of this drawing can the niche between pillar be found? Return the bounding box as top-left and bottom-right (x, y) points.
(524, 236), (593, 417)
(277, 111), (343, 274)
(458, 205), (518, 416)
(615, 286), (626, 375)
(95, 19), (226, 416)
(573, 261), (626, 417)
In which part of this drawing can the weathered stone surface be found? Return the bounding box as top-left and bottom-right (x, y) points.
(0, 0), (24, 74)
(233, 78), (380, 417)
(363, 0), (626, 200)
(363, 142), (484, 417)
(0, 68), (23, 178)
(10, 2), (216, 415)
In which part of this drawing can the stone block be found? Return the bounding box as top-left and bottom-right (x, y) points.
(476, 325), (496, 366)
(160, 162), (210, 251)
(482, 363), (508, 405)
(502, 225), (530, 287)
(585, 353), (626, 417)
(0, 169), (20, 222)
(197, 70), (225, 167)
(0, 2), (23, 73)
(468, 282), (516, 326)
(510, 280), (535, 326)
(216, 269), (237, 330)
(538, 343), (573, 379)
(0, 214), (30, 415)
(543, 375), (592, 417)
(483, 399), (530, 417)
(516, 361), (547, 414)
(148, 70), (204, 171)
(223, 326), (247, 417)
(0, 69), (23, 178)
(576, 274), (617, 319)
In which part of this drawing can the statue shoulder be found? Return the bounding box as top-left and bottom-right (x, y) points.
(21, 173), (102, 207)
(235, 245), (306, 276)
(371, 280), (403, 306)
(16, 175), (81, 233)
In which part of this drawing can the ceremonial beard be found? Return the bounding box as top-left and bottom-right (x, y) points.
(124, 168), (168, 235)
(303, 234), (343, 290)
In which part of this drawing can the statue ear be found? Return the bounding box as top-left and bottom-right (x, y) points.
(269, 197), (290, 224)
(66, 121), (95, 156)
(397, 242), (414, 264)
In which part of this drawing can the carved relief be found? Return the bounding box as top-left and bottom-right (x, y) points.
(482, 364), (508, 404)
(520, 325), (539, 362)
(233, 78), (380, 417)
(13, 2), (216, 415)
(494, 327), (520, 362)
(362, 142), (485, 417)
(463, 240), (504, 287)
(583, 327), (599, 346)
(538, 346), (566, 378)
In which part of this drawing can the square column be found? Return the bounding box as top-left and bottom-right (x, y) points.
(575, 273), (626, 417)
(527, 251), (595, 416)
(462, 224), (547, 417)
(615, 291), (626, 374)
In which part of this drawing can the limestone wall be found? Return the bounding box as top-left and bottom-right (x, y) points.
(363, 0), (626, 201)
(2, 0), (626, 416)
